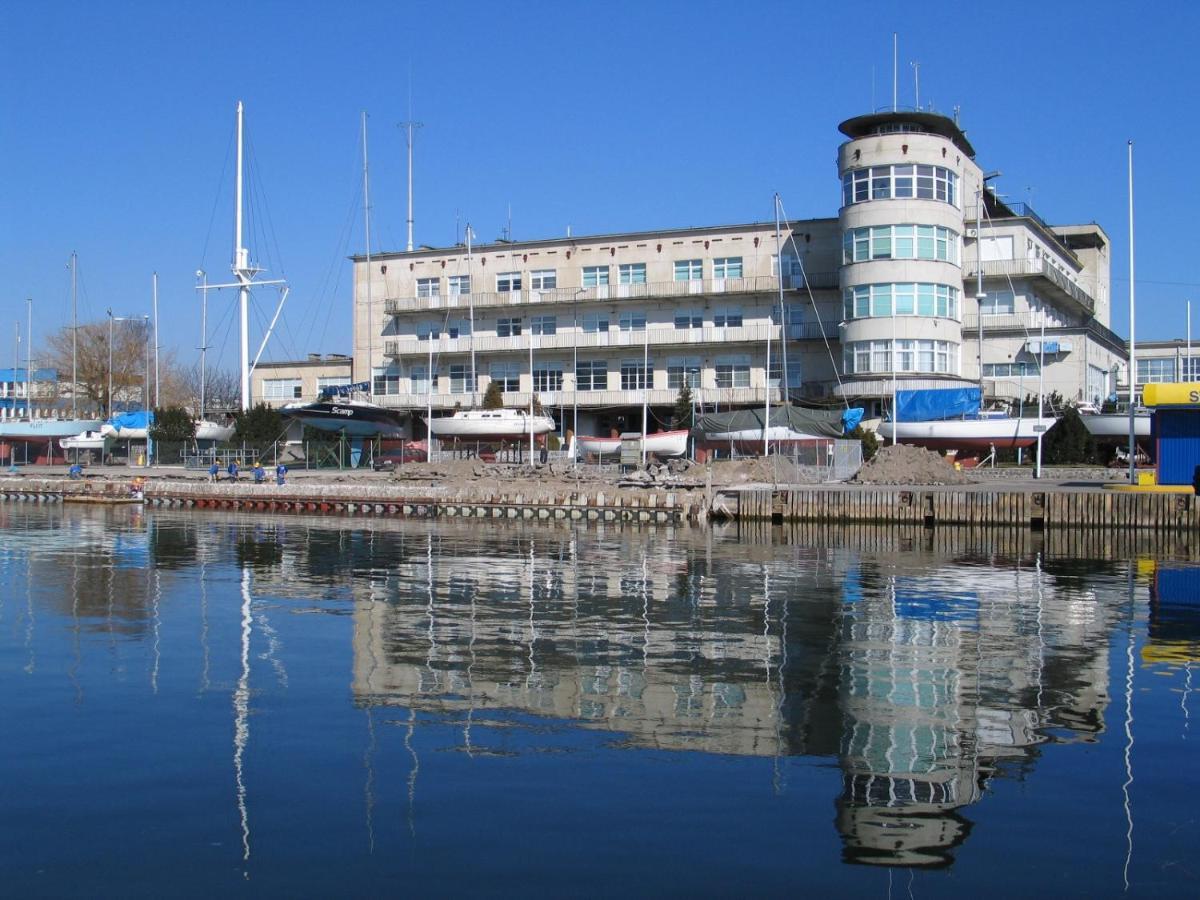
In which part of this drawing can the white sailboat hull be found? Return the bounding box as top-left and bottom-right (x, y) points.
(195, 420), (235, 443)
(877, 417), (1057, 451)
(705, 426), (829, 444)
(427, 410), (555, 440)
(0, 418), (105, 443)
(1081, 412), (1151, 440)
(577, 430), (688, 457)
(59, 430), (114, 452)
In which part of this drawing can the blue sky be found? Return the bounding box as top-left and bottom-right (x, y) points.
(2, 0), (1196, 379)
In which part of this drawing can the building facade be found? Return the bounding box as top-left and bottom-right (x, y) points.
(251, 354), (354, 410)
(351, 110), (1123, 436)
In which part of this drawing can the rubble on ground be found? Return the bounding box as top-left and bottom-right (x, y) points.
(853, 444), (973, 485)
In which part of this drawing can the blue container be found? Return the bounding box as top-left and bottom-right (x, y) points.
(1153, 409), (1200, 485)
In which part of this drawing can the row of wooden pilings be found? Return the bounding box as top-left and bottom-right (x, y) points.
(4, 479), (1200, 531)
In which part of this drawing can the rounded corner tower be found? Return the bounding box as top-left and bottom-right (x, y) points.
(836, 110), (985, 401)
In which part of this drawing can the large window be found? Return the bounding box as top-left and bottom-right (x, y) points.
(530, 315), (556, 335)
(842, 225), (960, 264)
(416, 320), (441, 340)
(1137, 358), (1177, 385)
(843, 283), (960, 320)
(619, 310), (646, 332)
(674, 259), (702, 281)
(583, 265), (609, 287)
(489, 363), (520, 393)
(768, 357), (803, 388)
(447, 318), (471, 338)
(582, 312), (609, 333)
(983, 362), (1040, 378)
(619, 263), (646, 285)
(533, 363), (563, 392)
(497, 317), (522, 337)
(712, 257), (743, 279)
(841, 164), (959, 207)
(496, 271), (522, 292)
(713, 306), (743, 327)
(529, 269), (556, 290)
(842, 339), (960, 375)
(667, 356), (702, 389)
(263, 378), (302, 400)
(979, 291), (1016, 315)
(576, 360), (607, 391)
(372, 368), (400, 395)
(674, 309), (703, 329)
(317, 376), (352, 392)
(448, 275), (470, 296)
(449, 364), (471, 394)
(416, 277), (440, 298)
(621, 358), (652, 390)
(715, 356), (750, 389)
(410, 364), (434, 393)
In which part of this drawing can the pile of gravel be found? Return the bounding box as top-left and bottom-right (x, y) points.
(853, 444), (973, 485)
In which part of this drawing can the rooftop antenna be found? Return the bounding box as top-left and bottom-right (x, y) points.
(400, 83), (422, 253)
(910, 60), (921, 109)
(871, 64), (875, 111)
(363, 110), (374, 391)
(892, 32), (898, 112)
(953, 105), (961, 127)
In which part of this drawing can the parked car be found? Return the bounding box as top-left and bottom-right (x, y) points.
(372, 447), (427, 471)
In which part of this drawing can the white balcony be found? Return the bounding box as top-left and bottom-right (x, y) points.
(381, 274), (832, 317)
(384, 324), (783, 359)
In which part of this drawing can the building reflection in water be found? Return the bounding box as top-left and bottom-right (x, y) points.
(9, 506), (1139, 871)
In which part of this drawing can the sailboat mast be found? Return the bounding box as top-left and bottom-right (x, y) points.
(467, 224), (476, 406)
(1127, 140), (1137, 484)
(71, 252), (77, 418)
(362, 111), (373, 397)
(235, 101), (251, 412)
(26, 299), (32, 418)
(200, 273), (208, 419)
(153, 272), (160, 408)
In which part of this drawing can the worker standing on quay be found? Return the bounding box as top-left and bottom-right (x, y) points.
(275, 463), (287, 486)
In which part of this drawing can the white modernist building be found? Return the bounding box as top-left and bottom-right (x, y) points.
(350, 108), (1124, 438)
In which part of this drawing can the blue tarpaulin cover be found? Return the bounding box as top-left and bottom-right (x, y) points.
(895, 388), (981, 422)
(110, 411), (153, 430)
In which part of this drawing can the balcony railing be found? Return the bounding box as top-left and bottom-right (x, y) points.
(382, 273), (838, 316)
(961, 257), (1095, 313)
(373, 386), (768, 411)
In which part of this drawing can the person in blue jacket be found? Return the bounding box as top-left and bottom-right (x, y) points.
(253, 462), (265, 484)
(275, 463), (287, 486)
(227, 460), (239, 482)
(208, 461), (219, 482)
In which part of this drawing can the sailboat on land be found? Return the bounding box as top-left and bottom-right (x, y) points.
(875, 387), (1055, 451)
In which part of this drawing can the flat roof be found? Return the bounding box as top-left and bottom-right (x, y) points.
(838, 110), (975, 157)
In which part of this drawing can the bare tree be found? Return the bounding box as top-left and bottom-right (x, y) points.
(43, 318), (151, 415)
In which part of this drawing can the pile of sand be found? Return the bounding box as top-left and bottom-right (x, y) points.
(853, 444), (973, 485)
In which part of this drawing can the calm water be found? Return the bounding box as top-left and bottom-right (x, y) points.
(1, 505), (1197, 897)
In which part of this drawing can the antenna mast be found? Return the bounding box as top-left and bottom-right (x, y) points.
(401, 118), (423, 253)
(70, 252), (77, 418)
(363, 111), (373, 393)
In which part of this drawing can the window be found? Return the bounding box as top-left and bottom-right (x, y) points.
(263, 378), (302, 400)
(713, 306), (742, 327)
(317, 376), (352, 391)
(449, 364), (470, 394)
(979, 291), (1015, 315)
(842, 284), (960, 321)
(416, 277), (440, 298)
(496, 271), (522, 292)
(674, 259), (702, 281)
(715, 356), (750, 389)
(619, 263), (646, 285)
(372, 368), (400, 395)
(582, 312), (609, 333)
(842, 225), (959, 263)
(767, 357), (803, 388)
(447, 319), (471, 338)
(416, 320), (441, 340)
(983, 362), (1040, 378)
(674, 309), (703, 329)
(843, 340), (960, 375)
(497, 317), (522, 337)
(667, 356), (701, 389)
(619, 310), (646, 331)
(533, 362), (563, 392)
(410, 364), (434, 393)
(490, 362), (520, 392)
(448, 275), (470, 296)
(530, 269), (556, 290)
(621, 358), (652, 390)
(712, 257), (743, 279)
(531, 315), (556, 335)
(1137, 358), (1177, 385)
(576, 360), (607, 391)
(1183, 357), (1200, 381)
(841, 165), (958, 207)
(583, 266), (609, 287)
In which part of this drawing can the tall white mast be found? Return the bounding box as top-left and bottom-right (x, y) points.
(199, 271), (209, 418)
(70, 252), (78, 417)
(466, 223), (476, 406)
(1127, 140), (1137, 484)
(152, 271), (160, 408)
(235, 101), (251, 412)
(401, 120), (422, 253)
(362, 111), (373, 394)
(26, 298), (32, 418)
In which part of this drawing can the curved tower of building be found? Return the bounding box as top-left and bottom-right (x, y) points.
(836, 111), (985, 412)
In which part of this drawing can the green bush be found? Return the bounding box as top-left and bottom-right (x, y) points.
(849, 424), (879, 462)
